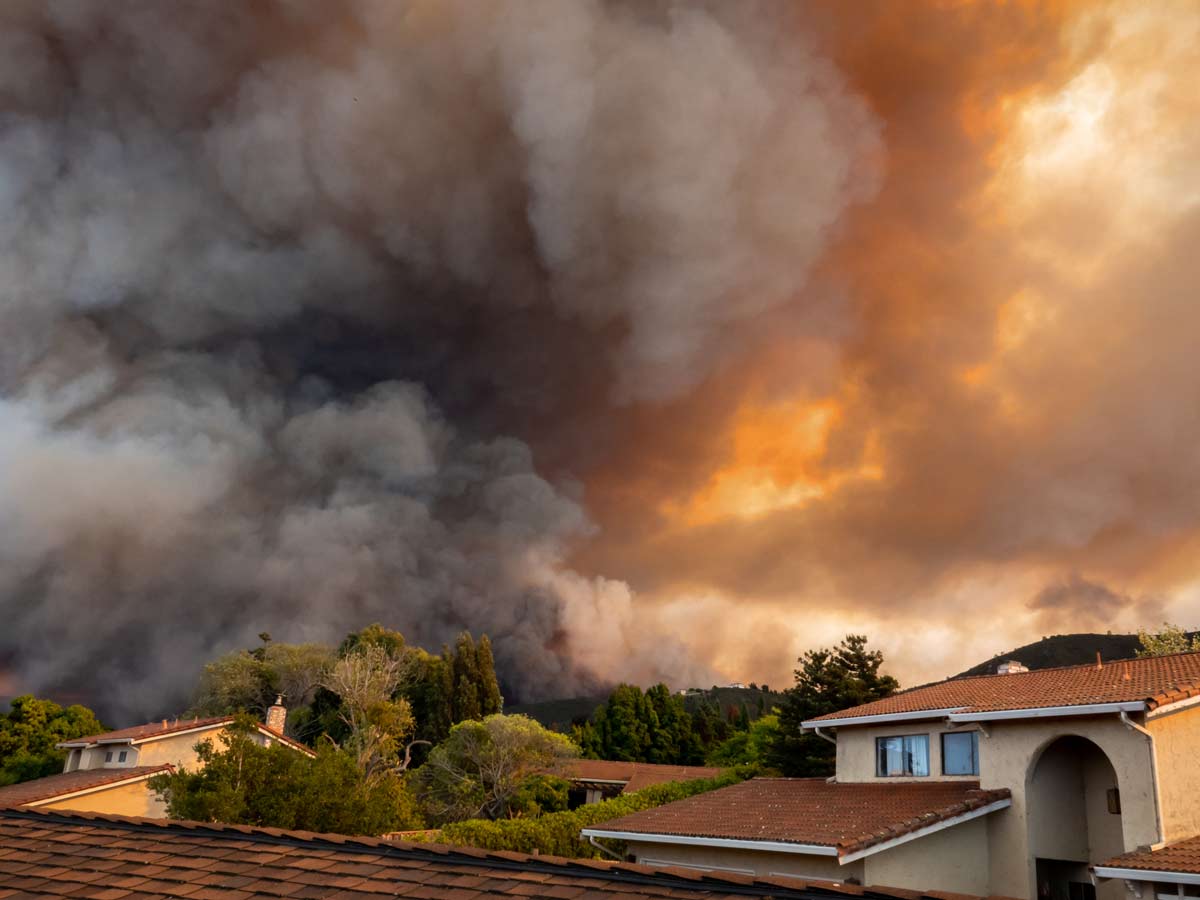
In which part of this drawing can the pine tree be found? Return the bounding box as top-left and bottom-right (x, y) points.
(772, 634), (899, 776)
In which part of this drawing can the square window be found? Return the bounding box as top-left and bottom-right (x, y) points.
(942, 731), (980, 776)
(118, 750), (128, 763)
(875, 734), (930, 777)
(104, 751), (113, 762)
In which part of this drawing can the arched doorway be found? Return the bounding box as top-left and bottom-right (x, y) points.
(1027, 736), (1125, 900)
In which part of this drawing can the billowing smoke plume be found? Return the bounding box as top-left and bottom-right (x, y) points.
(0, 1), (879, 717)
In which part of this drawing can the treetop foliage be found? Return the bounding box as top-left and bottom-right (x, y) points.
(773, 634), (899, 776)
(1137, 623), (1200, 657)
(0, 695), (105, 787)
(414, 714), (578, 824)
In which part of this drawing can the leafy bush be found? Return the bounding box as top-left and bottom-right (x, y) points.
(416, 768), (749, 857)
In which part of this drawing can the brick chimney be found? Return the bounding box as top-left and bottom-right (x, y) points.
(265, 695), (287, 733)
(996, 660), (1029, 675)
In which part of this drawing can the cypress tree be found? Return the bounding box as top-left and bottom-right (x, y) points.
(475, 635), (503, 715)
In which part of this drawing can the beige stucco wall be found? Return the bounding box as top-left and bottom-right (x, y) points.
(863, 814), (992, 896)
(625, 815), (994, 895)
(1147, 703), (1200, 841)
(981, 716), (1157, 900)
(36, 779), (166, 818)
(836, 720), (985, 783)
(625, 841), (863, 883)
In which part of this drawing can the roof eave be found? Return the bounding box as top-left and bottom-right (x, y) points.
(579, 828), (839, 857)
(802, 707), (967, 729)
(1093, 866), (1200, 886)
(805, 700), (1147, 729)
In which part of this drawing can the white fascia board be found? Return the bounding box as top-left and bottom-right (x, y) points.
(837, 798), (1011, 864)
(801, 708), (967, 729)
(1147, 695), (1200, 720)
(579, 828), (838, 857)
(25, 770), (168, 807)
(948, 702), (1145, 723)
(569, 778), (629, 785)
(1093, 867), (1200, 886)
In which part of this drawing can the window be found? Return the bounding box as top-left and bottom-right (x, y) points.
(942, 731), (979, 775)
(876, 734), (930, 777)
(118, 750), (128, 763)
(1106, 788), (1121, 814)
(104, 751), (113, 763)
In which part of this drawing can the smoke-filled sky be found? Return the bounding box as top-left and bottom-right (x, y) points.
(1, 0), (1198, 720)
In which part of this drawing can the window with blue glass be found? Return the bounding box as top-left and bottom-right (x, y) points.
(941, 731), (979, 775)
(875, 734), (930, 777)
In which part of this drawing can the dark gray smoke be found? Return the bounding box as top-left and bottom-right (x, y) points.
(0, 0), (879, 719)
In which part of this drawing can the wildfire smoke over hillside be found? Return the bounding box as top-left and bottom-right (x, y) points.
(0, 1), (1197, 717)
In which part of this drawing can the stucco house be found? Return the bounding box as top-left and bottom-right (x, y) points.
(583, 651), (1200, 900)
(0, 698), (312, 817)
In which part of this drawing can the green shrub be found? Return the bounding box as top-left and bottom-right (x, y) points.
(419, 768), (749, 857)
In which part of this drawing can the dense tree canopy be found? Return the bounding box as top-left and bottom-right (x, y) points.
(773, 634), (899, 776)
(414, 714), (577, 824)
(0, 696), (105, 786)
(149, 717), (422, 836)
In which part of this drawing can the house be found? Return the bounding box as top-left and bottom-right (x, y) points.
(0, 697), (312, 817)
(584, 651), (1200, 900)
(1094, 834), (1200, 899)
(0, 805), (1011, 900)
(562, 759), (723, 805)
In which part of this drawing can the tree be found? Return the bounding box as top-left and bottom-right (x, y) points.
(706, 714), (781, 768)
(321, 643), (417, 778)
(1137, 623), (1200, 657)
(414, 714), (578, 823)
(773, 634), (899, 776)
(0, 696), (106, 786)
(149, 718), (422, 835)
(190, 639), (333, 719)
(475, 635), (503, 716)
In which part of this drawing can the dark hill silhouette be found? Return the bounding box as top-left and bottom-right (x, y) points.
(956, 632), (1153, 677)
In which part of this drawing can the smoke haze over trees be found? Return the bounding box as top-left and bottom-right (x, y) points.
(3, 1), (1200, 716)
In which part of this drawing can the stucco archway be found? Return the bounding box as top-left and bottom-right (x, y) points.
(1026, 735), (1125, 900)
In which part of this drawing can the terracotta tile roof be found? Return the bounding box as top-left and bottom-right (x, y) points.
(584, 778), (1011, 858)
(60, 715), (316, 757)
(564, 759), (724, 792)
(61, 716), (235, 745)
(808, 651), (1200, 723)
(0, 766), (171, 806)
(0, 806), (1017, 900)
(1097, 834), (1200, 875)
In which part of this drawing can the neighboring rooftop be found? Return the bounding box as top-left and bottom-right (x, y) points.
(564, 759), (723, 792)
(1095, 834), (1200, 880)
(807, 650), (1200, 724)
(583, 778), (1011, 861)
(58, 714), (315, 756)
(59, 715), (234, 746)
(0, 766), (171, 807)
(0, 807), (1011, 900)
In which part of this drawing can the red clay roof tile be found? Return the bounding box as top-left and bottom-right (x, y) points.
(0, 807), (1016, 900)
(809, 651), (1200, 722)
(585, 778), (1011, 857)
(1098, 834), (1200, 875)
(0, 767), (173, 807)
